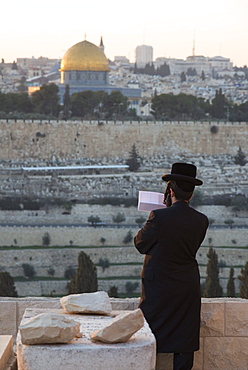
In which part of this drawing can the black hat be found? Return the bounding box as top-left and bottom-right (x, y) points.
(162, 162), (203, 186)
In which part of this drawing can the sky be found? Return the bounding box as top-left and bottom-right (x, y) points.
(1, 0), (248, 66)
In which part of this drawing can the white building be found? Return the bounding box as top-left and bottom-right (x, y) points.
(135, 45), (153, 68)
(208, 56), (233, 71)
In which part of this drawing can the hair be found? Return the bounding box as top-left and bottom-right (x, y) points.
(166, 180), (194, 202)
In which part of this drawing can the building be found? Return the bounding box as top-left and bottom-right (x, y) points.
(58, 38), (141, 111)
(135, 45), (153, 68)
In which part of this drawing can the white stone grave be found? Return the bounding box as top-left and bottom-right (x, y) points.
(17, 308), (156, 370)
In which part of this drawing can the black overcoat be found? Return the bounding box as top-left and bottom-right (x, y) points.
(134, 200), (209, 353)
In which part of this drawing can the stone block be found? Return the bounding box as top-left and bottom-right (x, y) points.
(200, 300), (225, 336)
(19, 312), (81, 345)
(225, 299), (248, 336)
(90, 309), (144, 343)
(60, 291), (112, 315)
(204, 337), (248, 370)
(192, 338), (204, 370)
(0, 301), (17, 336)
(17, 298), (61, 328)
(110, 298), (139, 311)
(0, 335), (13, 370)
(17, 309), (156, 370)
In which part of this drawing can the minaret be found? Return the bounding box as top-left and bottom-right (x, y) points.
(99, 36), (104, 53)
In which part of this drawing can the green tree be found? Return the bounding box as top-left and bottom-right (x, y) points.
(67, 251), (98, 294)
(224, 219), (234, 229)
(125, 281), (139, 297)
(0, 271), (18, 297)
(100, 237), (106, 246)
(98, 258), (110, 272)
(22, 263), (36, 279)
(88, 215), (101, 227)
(123, 230), (133, 244)
(108, 285), (118, 298)
(135, 216), (146, 227)
(112, 212), (126, 227)
(211, 88), (226, 119)
(226, 267), (235, 297)
(203, 246), (223, 297)
(234, 147), (246, 166)
(180, 71), (186, 83)
(42, 232), (51, 246)
(103, 90), (129, 119)
(63, 84), (71, 120)
(126, 144), (141, 172)
(31, 83), (60, 116)
(238, 262), (248, 298)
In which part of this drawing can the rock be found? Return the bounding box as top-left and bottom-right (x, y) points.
(60, 291), (112, 315)
(19, 312), (81, 344)
(90, 308), (144, 343)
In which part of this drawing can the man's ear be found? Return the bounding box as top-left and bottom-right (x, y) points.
(170, 188), (175, 197)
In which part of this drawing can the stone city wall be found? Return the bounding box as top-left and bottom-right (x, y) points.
(0, 120), (247, 163)
(0, 297), (247, 370)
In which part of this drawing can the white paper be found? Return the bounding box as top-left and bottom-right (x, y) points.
(138, 191), (167, 212)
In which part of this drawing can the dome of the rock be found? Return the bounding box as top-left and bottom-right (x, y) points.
(60, 40), (109, 72)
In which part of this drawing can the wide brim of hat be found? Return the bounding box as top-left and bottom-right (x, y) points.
(162, 173), (203, 186)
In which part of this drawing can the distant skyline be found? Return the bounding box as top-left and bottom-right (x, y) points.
(1, 0), (248, 67)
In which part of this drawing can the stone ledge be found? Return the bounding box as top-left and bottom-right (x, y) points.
(0, 335), (14, 370)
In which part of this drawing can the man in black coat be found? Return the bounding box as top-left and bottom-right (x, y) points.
(134, 163), (209, 370)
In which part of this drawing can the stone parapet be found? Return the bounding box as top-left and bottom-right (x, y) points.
(0, 297), (247, 369)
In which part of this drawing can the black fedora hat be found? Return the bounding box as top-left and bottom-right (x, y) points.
(162, 162), (203, 186)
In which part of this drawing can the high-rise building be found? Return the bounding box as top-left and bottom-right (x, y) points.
(135, 45), (153, 68)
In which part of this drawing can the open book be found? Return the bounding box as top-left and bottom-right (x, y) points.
(138, 191), (167, 212)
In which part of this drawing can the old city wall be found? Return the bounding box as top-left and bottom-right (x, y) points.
(0, 119), (247, 162)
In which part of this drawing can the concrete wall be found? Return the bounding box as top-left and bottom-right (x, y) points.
(0, 297), (247, 370)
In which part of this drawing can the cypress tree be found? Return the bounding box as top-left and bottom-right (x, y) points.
(238, 261), (248, 298)
(0, 271), (18, 297)
(126, 144), (140, 171)
(67, 251), (98, 294)
(203, 246), (223, 297)
(226, 267), (235, 297)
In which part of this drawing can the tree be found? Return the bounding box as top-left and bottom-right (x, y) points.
(224, 219), (234, 229)
(135, 216), (146, 227)
(42, 232), (51, 246)
(203, 246), (223, 297)
(180, 71), (186, 83)
(108, 286), (118, 298)
(126, 144), (141, 172)
(238, 262), (248, 298)
(226, 267), (235, 297)
(67, 251), (98, 294)
(88, 215), (101, 227)
(211, 88), (226, 119)
(234, 147), (246, 166)
(123, 230), (133, 244)
(125, 281), (139, 297)
(0, 271), (18, 297)
(31, 83), (60, 117)
(22, 263), (36, 279)
(201, 71), (205, 80)
(98, 258), (110, 272)
(112, 212), (126, 227)
(63, 84), (71, 120)
(100, 237), (106, 246)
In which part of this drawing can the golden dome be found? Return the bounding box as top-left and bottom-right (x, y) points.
(60, 40), (109, 72)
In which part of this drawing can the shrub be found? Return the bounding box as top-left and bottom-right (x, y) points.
(22, 263), (36, 279)
(42, 232), (51, 246)
(0, 271), (18, 297)
(123, 230), (133, 244)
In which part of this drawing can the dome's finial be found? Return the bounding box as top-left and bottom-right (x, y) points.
(99, 36), (104, 53)
(84, 33), (86, 41)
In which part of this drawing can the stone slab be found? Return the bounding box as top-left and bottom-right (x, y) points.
(17, 308), (156, 370)
(225, 299), (248, 336)
(0, 302), (17, 336)
(204, 337), (248, 370)
(0, 335), (13, 370)
(200, 300), (225, 337)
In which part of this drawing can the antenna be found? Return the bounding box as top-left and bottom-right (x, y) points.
(192, 31), (195, 57)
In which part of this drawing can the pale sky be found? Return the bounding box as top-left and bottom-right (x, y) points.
(1, 0), (248, 66)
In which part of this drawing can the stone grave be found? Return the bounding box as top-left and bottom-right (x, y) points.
(17, 308), (156, 370)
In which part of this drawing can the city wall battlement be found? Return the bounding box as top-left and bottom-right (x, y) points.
(0, 119), (247, 162)
(0, 297), (247, 369)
